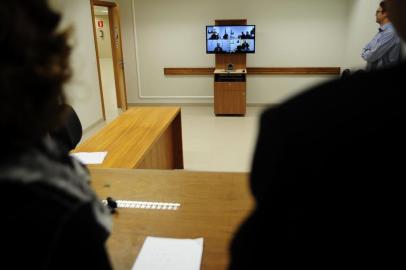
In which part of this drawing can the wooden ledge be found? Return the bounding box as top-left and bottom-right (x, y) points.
(164, 67), (341, 76)
(164, 68), (215, 75)
(247, 67), (341, 75)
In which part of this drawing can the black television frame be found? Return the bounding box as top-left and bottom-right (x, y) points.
(206, 25), (256, 54)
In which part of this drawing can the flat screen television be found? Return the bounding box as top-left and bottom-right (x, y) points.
(206, 25), (255, 54)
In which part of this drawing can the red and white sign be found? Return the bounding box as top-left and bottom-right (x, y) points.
(97, 20), (104, 28)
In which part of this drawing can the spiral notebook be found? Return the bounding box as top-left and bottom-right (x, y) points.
(101, 200), (181, 210)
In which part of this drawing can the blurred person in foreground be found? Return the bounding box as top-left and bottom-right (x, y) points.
(230, 0), (405, 268)
(0, 0), (112, 269)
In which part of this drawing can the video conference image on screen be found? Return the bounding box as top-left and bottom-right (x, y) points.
(206, 25), (256, 54)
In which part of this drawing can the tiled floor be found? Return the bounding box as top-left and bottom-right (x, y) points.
(181, 106), (264, 172)
(81, 105), (267, 172)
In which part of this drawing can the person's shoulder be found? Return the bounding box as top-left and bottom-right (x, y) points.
(1, 181), (86, 222)
(1, 182), (73, 238)
(1, 181), (108, 269)
(383, 23), (399, 36)
(385, 23), (396, 31)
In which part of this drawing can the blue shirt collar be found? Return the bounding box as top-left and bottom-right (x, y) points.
(379, 22), (393, 32)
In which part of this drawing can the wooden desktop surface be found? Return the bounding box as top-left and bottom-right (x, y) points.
(74, 107), (183, 169)
(90, 168), (254, 270)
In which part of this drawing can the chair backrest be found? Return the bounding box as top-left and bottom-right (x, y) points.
(50, 104), (82, 151)
(353, 69), (366, 75)
(341, 69), (351, 79)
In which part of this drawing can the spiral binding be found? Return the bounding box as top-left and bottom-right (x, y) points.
(102, 200), (181, 210)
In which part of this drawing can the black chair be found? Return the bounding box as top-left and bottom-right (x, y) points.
(353, 69), (366, 75)
(50, 104), (82, 151)
(341, 68), (351, 79)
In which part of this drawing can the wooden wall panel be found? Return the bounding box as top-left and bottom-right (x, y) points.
(164, 68), (215, 75)
(137, 113), (183, 169)
(214, 82), (246, 115)
(164, 67), (341, 75)
(215, 54), (246, 70)
(215, 19), (247, 25)
(171, 113), (184, 169)
(246, 67), (341, 75)
(137, 125), (175, 169)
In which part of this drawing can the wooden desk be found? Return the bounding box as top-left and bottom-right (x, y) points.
(90, 168), (254, 270)
(214, 71), (246, 115)
(74, 107), (183, 169)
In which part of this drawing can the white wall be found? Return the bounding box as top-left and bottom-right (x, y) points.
(48, 0), (104, 130)
(49, 0), (117, 130)
(116, 0), (140, 103)
(120, 0), (351, 105)
(47, 0), (401, 121)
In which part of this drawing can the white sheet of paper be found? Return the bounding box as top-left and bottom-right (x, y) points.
(70, 152), (108, 164)
(132, 237), (204, 270)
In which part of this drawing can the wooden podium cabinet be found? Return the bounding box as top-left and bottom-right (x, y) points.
(214, 19), (247, 116)
(214, 70), (246, 115)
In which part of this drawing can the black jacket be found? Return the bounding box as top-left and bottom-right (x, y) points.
(230, 62), (406, 268)
(1, 138), (112, 269)
(2, 182), (112, 269)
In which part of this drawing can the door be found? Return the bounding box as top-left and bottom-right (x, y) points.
(109, 6), (128, 111)
(90, 0), (128, 120)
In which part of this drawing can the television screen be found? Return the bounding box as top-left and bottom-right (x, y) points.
(206, 25), (255, 54)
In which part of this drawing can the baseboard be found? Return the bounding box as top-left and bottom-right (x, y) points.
(128, 103), (212, 107)
(128, 103), (275, 108)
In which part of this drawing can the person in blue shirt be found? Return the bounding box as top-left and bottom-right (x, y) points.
(361, 1), (401, 70)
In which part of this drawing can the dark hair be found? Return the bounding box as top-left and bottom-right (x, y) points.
(380, 1), (387, 12)
(0, 0), (71, 150)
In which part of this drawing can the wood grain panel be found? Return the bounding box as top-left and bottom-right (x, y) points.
(164, 67), (341, 75)
(90, 1), (106, 120)
(110, 5), (128, 111)
(214, 82), (246, 115)
(164, 68), (215, 75)
(91, 0), (116, 7)
(137, 113), (183, 169)
(214, 18), (247, 116)
(90, 168), (254, 270)
(171, 113), (184, 168)
(216, 54), (246, 70)
(73, 107), (183, 169)
(215, 19), (248, 25)
(136, 128), (172, 169)
(247, 67), (341, 75)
